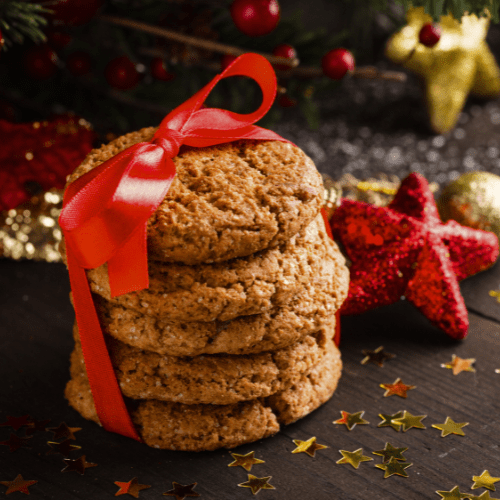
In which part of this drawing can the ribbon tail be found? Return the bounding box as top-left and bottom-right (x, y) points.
(67, 249), (142, 442)
(108, 224), (149, 297)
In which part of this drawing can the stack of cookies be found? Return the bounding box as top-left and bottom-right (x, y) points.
(63, 130), (349, 451)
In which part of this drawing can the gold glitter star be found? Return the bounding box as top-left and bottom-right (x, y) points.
(472, 471), (500, 491)
(380, 378), (416, 398)
(0, 433), (32, 452)
(432, 417), (469, 437)
(489, 290), (500, 303)
(436, 486), (468, 499)
(392, 411), (427, 432)
(115, 477), (151, 498)
(0, 415), (33, 431)
(238, 475), (275, 495)
(385, 7), (500, 134)
(47, 422), (81, 441)
(471, 491), (500, 499)
(291, 437), (328, 457)
(375, 456), (412, 478)
(228, 451), (265, 471)
(378, 412), (404, 431)
(61, 455), (97, 475)
(361, 346), (395, 367)
(47, 439), (82, 457)
(0, 474), (38, 495)
(442, 355), (476, 375)
(336, 448), (373, 469)
(333, 410), (369, 430)
(25, 418), (51, 436)
(163, 482), (200, 500)
(372, 443), (408, 462)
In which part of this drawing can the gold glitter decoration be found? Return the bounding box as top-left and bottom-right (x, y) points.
(0, 474), (38, 495)
(238, 475), (275, 495)
(375, 456), (412, 478)
(472, 492), (500, 499)
(372, 443), (408, 462)
(490, 290), (500, 302)
(0, 188), (63, 262)
(441, 354), (476, 375)
(438, 171), (500, 242)
(392, 411), (427, 432)
(114, 477), (151, 498)
(163, 482), (200, 499)
(361, 346), (395, 367)
(432, 417), (469, 437)
(436, 486), (468, 499)
(378, 412), (404, 431)
(385, 7), (500, 134)
(321, 173), (343, 219)
(228, 452), (265, 471)
(380, 378), (416, 398)
(472, 471), (500, 491)
(291, 437), (328, 457)
(336, 448), (373, 469)
(333, 410), (369, 430)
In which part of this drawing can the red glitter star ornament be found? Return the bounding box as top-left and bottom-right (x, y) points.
(330, 173), (499, 339)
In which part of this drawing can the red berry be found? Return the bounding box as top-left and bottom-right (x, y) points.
(150, 58), (175, 81)
(0, 28), (5, 52)
(321, 48), (355, 80)
(230, 0), (280, 37)
(66, 51), (92, 76)
(419, 23), (441, 47)
(23, 45), (58, 80)
(105, 56), (140, 90)
(272, 43), (296, 70)
(221, 54), (238, 71)
(278, 94), (296, 107)
(46, 30), (72, 49)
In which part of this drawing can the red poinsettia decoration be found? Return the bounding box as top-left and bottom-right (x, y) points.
(330, 173), (499, 339)
(0, 116), (95, 211)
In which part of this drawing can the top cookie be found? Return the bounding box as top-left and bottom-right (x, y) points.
(66, 128), (324, 265)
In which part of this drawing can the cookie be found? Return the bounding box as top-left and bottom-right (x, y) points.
(66, 130), (324, 265)
(65, 335), (342, 451)
(71, 324), (332, 405)
(80, 214), (347, 323)
(92, 269), (342, 356)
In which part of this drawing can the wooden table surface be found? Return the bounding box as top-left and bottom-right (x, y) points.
(0, 256), (499, 500)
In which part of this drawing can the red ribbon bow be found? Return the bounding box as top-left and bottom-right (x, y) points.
(59, 53), (290, 441)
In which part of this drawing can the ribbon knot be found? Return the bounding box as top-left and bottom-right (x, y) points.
(152, 129), (184, 158)
(59, 53), (291, 442)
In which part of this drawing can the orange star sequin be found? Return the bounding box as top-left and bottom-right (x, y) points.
(441, 355), (476, 375)
(333, 411), (369, 430)
(0, 474), (37, 495)
(114, 477), (151, 498)
(163, 482), (200, 500)
(380, 378), (416, 398)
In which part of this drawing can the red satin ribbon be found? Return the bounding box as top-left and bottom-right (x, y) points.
(59, 53), (292, 441)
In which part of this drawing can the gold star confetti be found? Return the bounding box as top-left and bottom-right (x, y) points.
(0, 433), (32, 452)
(378, 412), (404, 431)
(392, 411), (427, 432)
(61, 455), (97, 475)
(47, 439), (82, 457)
(436, 486), (467, 499)
(238, 475), (275, 495)
(361, 346), (395, 367)
(336, 448), (373, 469)
(472, 471), (500, 491)
(375, 456), (412, 478)
(333, 410), (369, 430)
(291, 437), (328, 457)
(385, 7), (500, 134)
(163, 482), (200, 500)
(380, 378), (416, 398)
(25, 418), (51, 436)
(228, 452), (265, 471)
(372, 443), (408, 463)
(432, 417), (469, 437)
(0, 474), (38, 495)
(47, 422), (81, 441)
(489, 290), (500, 303)
(0, 415), (33, 431)
(114, 478), (151, 498)
(441, 355), (476, 375)
(471, 491), (500, 499)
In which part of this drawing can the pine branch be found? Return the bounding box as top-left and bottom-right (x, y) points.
(0, 1), (50, 48)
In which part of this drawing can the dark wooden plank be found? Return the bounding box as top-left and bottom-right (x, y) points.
(1, 260), (499, 499)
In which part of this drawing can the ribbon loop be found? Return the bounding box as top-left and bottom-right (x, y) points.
(152, 128), (184, 158)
